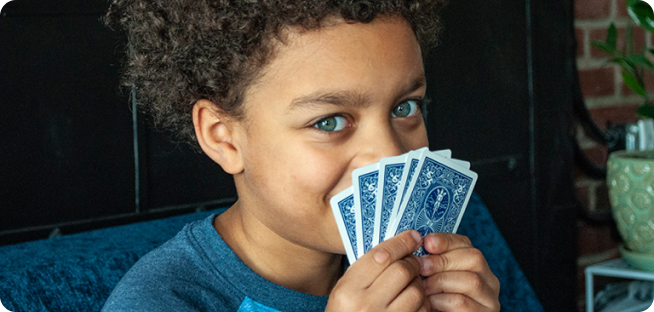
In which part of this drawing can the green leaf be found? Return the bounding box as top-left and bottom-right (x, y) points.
(611, 58), (636, 72)
(623, 71), (648, 96)
(627, 1), (654, 33)
(625, 23), (635, 54)
(592, 40), (619, 55)
(626, 54), (654, 69)
(607, 23), (618, 50)
(637, 103), (654, 119)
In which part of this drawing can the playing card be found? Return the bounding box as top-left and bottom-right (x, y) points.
(384, 149), (451, 241)
(373, 154), (408, 246)
(329, 187), (358, 263)
(331, 148), (476, 262)
(449, 158), (470, 170)
(352, 163), (379, 255)
(389, 152), (477, 256)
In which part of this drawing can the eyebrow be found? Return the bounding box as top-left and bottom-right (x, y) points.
(287, 73), (427, 112)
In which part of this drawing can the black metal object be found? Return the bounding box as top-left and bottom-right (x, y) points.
(425, 0), (578, 311)
(567, 0), (627, 225)
(0, 0), (237, 245)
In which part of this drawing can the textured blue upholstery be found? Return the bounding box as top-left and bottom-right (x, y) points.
(457, 194), (544, 312)
(0, 194), (542, 312)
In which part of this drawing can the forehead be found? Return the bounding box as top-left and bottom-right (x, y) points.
(243, 16), (425, 111)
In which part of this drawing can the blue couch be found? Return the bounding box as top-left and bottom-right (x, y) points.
(0, 194), (543, 312)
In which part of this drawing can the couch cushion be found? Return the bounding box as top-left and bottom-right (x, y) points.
(0, 210), (220, 312)
(0, 194), (543, 311)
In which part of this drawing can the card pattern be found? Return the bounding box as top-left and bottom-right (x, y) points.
(357, 171), (378, 254)
(395, 158), (473, 236)
(330, 149), (475, 263)
(379, 163), (403, 244)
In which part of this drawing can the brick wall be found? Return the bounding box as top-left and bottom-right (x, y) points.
(574, 0), (652, 309)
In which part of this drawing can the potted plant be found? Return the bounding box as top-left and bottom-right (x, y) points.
(595, 0), (654, 272)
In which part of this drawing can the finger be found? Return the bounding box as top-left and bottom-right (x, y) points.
(422, 233), (472, 255)
(370, 255), (422, 298)
(419, 247), (490, 277)
(419, 248), (500, 294)
(429, 293), (499, 312)
(423, 271), (500, 311)
(387, 276), (426, 312)
(418, 296), (431, 312)
(345, 230), (423, 287)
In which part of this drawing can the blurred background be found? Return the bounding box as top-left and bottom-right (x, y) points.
(0, 0), (641, 311)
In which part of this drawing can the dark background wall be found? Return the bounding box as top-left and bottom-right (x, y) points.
(0, 0), (578, 311)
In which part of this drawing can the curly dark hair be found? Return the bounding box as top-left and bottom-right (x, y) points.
(105, 0), (446, 146)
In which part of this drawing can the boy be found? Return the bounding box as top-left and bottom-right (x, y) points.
(103, 1), (500, 311)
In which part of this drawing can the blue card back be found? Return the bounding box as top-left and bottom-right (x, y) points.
(378, 162), (404, 244)
(393, 156), (476, 256)
(330, 188), (359, 263)
(357, 170), (378, 254)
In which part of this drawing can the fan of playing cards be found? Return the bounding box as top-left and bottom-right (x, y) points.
(330, 148), (478, 264)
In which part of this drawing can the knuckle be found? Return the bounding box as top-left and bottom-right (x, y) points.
(492, 299), (501, 312)
(395, 261), (415, 280)
(491, 274), (500, 291)
(361, 305), (377, 312)
(436, 254), (449, 271)
(445, 234), (457, 248)
(381, 233), (414, 261)
(419, 300), (431, 312)
(329, 283), (347, 299)
(461, 235), (472, 246)
(450, 294), (471, 309)
(400, 231), (417, 252)
(470, 274), (485, 293)
(405, 255), (422, 272)
(406, 282), (425, 304)
(469, 247), (484, 261)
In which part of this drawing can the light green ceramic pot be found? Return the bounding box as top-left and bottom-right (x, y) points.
(607, 150), (654, 272)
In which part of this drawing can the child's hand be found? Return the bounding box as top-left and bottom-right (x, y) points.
(326, 230), (430, 312)
(418, 233), (500, 312)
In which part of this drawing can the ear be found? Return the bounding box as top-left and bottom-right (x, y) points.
(193, 99), (244, 174)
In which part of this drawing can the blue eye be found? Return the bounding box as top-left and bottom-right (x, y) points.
(314, 116), (347, 131)
(392, 100), (419, 118)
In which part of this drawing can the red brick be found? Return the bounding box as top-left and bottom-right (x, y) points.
(588, 104), (640, 129)
(590, 27), (646, 59)
(617, 0), (629, 17)
(576, 28), (585, 57)
(579, 67), (616, 97)
(621, 67), (654, 94)
(577, 221), (621, 256)
(624, 27), (646, 53)
(576, 184), (590, 209)
(595, 183), (611, 211)
(575, 0), (611, 19)
(574, 166), (586, 180)
(583, 145), (609, 165)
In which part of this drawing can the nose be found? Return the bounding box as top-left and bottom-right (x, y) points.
(351, 121), (404, 169)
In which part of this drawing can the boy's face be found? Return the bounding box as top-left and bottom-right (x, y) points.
(230, 16), (428, 255)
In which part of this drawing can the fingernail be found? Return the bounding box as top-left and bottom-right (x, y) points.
(425, 234), (437, 251)
(374, 250), (390, 264)
(420, 256), (431, 272)
(416, 255), (425, 269)
(410, 230), (422, 243)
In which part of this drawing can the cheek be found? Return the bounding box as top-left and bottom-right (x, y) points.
(288, 151), (349, 199)
(400, 121), (429, 151)
(243, 132), (349, 209)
